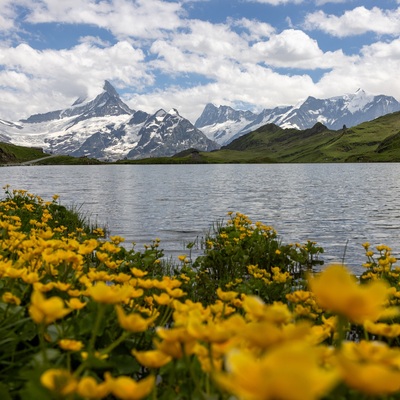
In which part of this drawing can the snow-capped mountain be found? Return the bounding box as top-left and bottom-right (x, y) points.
(0, 81), (219, 160)
(126, 108), (218, 159)
(194, 103), (258, 144)
(198, 90), (400, 145)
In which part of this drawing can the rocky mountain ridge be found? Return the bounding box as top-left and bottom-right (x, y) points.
(0, 81), (218, 160)
(196, 89), (400, 145)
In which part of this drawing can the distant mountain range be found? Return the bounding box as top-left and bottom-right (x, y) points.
(0, 81), (218, 160)
(196, 89), (400, 145)
(1, 82), (400, 160)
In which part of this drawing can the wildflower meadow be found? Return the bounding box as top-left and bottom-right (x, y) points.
(2, 186), (400, 399)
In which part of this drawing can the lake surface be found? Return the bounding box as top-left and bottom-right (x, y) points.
(2, 163), (400, 275)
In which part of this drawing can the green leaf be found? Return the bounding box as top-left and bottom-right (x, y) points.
(0, 383), (12, 400)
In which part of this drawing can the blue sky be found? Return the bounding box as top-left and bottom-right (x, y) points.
(0, 0), (400, 123)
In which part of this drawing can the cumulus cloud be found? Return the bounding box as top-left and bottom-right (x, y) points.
(231, 18), (276, 41)
(253, 30), (322, 64)
(126, 66), (316, 123)
(245, 30), (350, 70)
(314, 0), (348, 5)
(0, 41), (151, 119)
(11, 0), (184, 40)
(315, 37), (400, 99)
(304, 6), (400, 37)
(245, 0), (303, 4)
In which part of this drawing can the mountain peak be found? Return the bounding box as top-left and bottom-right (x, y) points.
(168, 108), (180, 116)
(103, 80), (119, 97)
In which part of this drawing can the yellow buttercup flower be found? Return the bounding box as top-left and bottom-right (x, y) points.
(308, 264), (389, 323)
(41, 369), (77, 396)
(66, 298), (87, 310)
(81, 351), (109, 361)
(105, 373), (155, 400)
(115, 305), (156, 333)
(132, 349), (172, 368)
(29, 291), (71, 325)
(217, 287), (238, 302)
(153, 292), (172, 305)
(364, 320), (400, 339)
(88, 282), (132, 304)
(216, 342), (338, 400)
(77, 376), (111, 399)
(130, 267), (148, 277)
(78, 238), (99, 255)
(58, 339), (84, 352)
(2, 292), (21, 305)
(338, 340), (400, 395)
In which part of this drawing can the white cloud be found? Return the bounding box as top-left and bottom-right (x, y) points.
(19, 0), (184, 40)
(304, 6), (400, 37)
(149, 19), (253, 77)
(245, 0), (303, 4)
(315, 38), (400, 100)
(314, 0), (347, 5)
(78, 36), (111, 47)
(253, 29), (322, 64)
(127, 66), (316, 123)
(0, 41), (151, 119)
(231, 18), (276, 41)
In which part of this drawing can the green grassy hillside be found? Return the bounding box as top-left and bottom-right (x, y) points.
(220, 112), (400, 163)
(0, 143), (50, 164)
(0, 142), (103, 165)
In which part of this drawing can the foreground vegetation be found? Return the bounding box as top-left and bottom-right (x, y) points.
(2, 187), (400, 399)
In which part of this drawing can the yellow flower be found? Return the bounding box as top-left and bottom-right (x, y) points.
(58, 339), (84, 352)
(77, 376), (111, 399)
(364, 320), (400, 339)
(165, 287), (186, 298)
(81, 351), (108, 361)
(66, 298), (87, 310)
(29, 291), (71, 325)
(153, 292), (172, 305)
(244, 298), (292, 325)
(41, 369), (77, 396)
(110, 235), (125, 245)
(105, 373), (155, 400)
(115, 305), (156, 333)
(88, 282), (132, 304)
(217, 287), (238, 302)
(215, 342), (338, 400)
(101, 241), (121, 253)
(132, 349), (172, 368)
(130, 267), (148, 277)
(2, 292), (21, 305)
(78, 238), (99, 255)
(338, 340), (400, 395)
(308, 264), (389, 323)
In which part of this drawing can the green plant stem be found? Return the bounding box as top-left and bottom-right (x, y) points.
(334, 315), (348, 349)
(100, 331), (130, 355)
(88, 303), (105, 354)
(39, 323), (49, 366)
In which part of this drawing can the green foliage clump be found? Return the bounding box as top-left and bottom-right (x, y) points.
(190, 212), (323, 303)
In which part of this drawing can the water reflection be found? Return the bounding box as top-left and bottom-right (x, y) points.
(2, 163), (400, 275)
